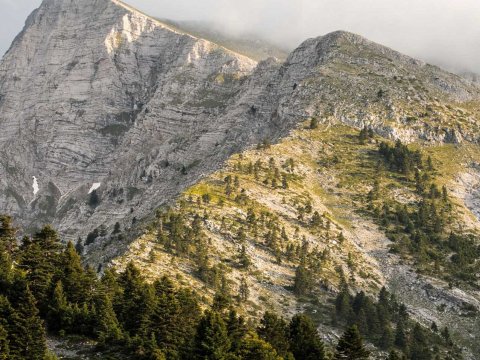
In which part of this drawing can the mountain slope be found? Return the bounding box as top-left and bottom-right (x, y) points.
(113, 120), (480, 358)
(1, 0), (479, 254)
(1, 0), (480, 358)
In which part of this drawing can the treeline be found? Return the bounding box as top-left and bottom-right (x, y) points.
(1, 215), (374, 360)
(334, 286), (462, 360)
(370, 140), (480, 286)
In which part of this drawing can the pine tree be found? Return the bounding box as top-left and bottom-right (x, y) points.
(257, 312), (290, 357)
(116, 262), (155, 336)
(239, 277), (249, 303)
(282, 174), (289, 189)
(394, 320), (407, 350)
(47, 281), (73, 333)
(293, 264), (313, 296)
(59, 242), (87, 304)
(89, 190), (100, 207)
(226, 310), (248, 353)
(239, 244), (251, 269)
(8, 277), (47, 359)
(410, 324), (432, 360)
(94, 293), (123, 344)
(237, 332), (282, 360)
(150, 277), (183, 358)
(289, 314), (326, 360)
(0, 215), (17, 255)
(334, 325), (370, 360)
(19, 226), (63, 315)
(0, 324), (9, 360)
(193, 311), (231, 359)
(378, 323), (394, 350)
(335, 287), (352, 322)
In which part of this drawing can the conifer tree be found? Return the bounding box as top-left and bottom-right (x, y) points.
(239, 277), (249, 303)
(289, 314), (326, 360)
(8, 277), (47, 359)
(94, 293), (123, 344)
(334, 325), (370, 360)
(293, 264), (313, 296)
(0, 215), (17, 255)
(19, 226), (63, 315)
(410, 324), (432, 360)
(226, 310), (248, 353)
(47, 281), (72, 333)
(116, 262), (155, 335)
(0, 324), (9, 360)
(237, 332), (282, 360)
(194, 311), (231, 360)
(257, 312), (290, 357)
(151, 286), (182, 357)
(59, 242), (86, 304)
(394, 320), (407, 350)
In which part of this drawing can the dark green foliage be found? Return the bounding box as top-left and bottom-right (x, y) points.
(293, 264), (314, 296)
(289, 314), (326, 360)
(309, 118), (319, 130)
(85, 228), (99, 245)
(379, 140), (423, 176)
(372, 142), (480, 285)
(113, 222), (121, 234)
(89, 190), (100, 207)
(333, 287), (454, 360)
(237, 333), (281, 360)
(2, 213), (455, 360)
(359, 126), (374, 145)
(0, 324), (9, 360)
(409, 324), (432, 360)
(18, 225), (63, 316)
(334, 325), (370, 359)
(5, 277), (47, 359)
(193, 310), (231, 359)
(257, 312), (290, 357)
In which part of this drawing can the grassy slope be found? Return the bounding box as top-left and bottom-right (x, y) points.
(113, 119), (480, 355)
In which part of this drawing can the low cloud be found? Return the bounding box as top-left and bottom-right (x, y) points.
(129, 0), (480, 74)
(2, 0), (479, 74)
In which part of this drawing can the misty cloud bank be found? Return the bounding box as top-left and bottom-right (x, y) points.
(2, 0), (479, 74)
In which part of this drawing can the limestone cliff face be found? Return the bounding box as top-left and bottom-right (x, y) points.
(1, 0), (479, 262)
(0, 0), (258, 247)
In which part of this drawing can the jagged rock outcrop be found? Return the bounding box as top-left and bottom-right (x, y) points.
(0, 0), (479, 263)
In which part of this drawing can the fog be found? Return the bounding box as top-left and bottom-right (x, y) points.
(1, 0), (479, 74)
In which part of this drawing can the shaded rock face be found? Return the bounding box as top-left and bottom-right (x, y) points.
(0, 0), (479, 262)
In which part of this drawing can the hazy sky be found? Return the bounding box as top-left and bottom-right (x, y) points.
(1, 0), (479, 73)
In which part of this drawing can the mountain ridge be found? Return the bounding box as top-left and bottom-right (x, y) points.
(1, 0), (480, 358)
(1, 0), (479, 250)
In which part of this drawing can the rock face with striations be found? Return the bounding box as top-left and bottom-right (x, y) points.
(1, 0), (479, 263)
(0, 0), (260, 246)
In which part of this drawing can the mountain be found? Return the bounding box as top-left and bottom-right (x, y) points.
(1, 0), (480, 358)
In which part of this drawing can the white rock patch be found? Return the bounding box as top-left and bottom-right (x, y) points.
(88, 183), (101, 194)
(32, 176), (39, 195)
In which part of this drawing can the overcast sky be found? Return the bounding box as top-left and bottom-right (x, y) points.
(1, 0), (479, 73)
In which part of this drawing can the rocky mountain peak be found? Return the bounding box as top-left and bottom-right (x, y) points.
(1, 0), (479, 263)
